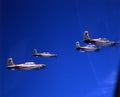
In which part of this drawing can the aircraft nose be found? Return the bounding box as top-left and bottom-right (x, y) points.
(42, 64), (46, 67)
(96, 48), (100, 51)
(39, 64), (46, 69)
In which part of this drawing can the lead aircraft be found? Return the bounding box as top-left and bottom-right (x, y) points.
(83, 31), (119, 47)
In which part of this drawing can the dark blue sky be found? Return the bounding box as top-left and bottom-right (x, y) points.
(1, 0), (120, 97)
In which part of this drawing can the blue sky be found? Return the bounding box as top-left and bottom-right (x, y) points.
(1, 0), (120, 97)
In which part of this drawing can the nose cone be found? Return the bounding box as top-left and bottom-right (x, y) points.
(38, 64), (46, 70)
(53, 54), (57, 57)
(95, 48), (100, 52)
(41, 64), (46, 68)
(111, 42), (118, 47)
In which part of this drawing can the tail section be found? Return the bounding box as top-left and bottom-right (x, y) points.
(76, 41), (81, 50)
(33, 49), (38, 55)
(7, 58), (14, 66)
(84, 31), (90, 40)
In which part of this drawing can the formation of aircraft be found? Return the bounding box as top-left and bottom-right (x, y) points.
(33, 49), (57, 58)
(4, 30), (119, 97)
(6, 31), (119, 71)
(75, 31), (120, 97)
(76, 31), (120, 52)
(6, 49), (57, 70)
(6, 58), (46, 70)
(76, 41), (100, 52)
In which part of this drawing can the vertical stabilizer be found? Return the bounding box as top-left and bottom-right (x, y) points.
(76, 41), (81, 50)
(84, 31), (90, 40)
(7, 58), (14, 66)
(33, 49), (38, 55)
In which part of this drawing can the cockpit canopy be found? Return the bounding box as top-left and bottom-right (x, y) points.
(25, 62), (35, 65)
(99, 38), (109, 41)
(42, 52), (50, 54)
(86, 44), (96, 47)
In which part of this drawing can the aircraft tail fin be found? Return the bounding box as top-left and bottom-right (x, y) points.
(33, 49), (38, 55)
(84, 31), (90, 40)
(7, 58), (14, 66)
(76, 41), (81, 49)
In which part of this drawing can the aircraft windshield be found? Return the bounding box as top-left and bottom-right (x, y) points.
(86, 45), (96, 47)
(25, 62), (35, 64)
(42, 52), (50, 54)
(100, 38), (109, 41)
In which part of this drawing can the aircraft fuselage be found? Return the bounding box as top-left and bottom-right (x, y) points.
(6, 64), (46, 70)
(84, 39), (117, 47)
(33, 53), (57, 58)
(76, 46), (99, 52)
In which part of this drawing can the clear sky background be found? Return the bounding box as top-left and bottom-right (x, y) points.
(1, 0), (120, 97)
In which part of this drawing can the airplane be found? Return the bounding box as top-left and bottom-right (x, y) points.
(33, 49), (57, 58)
(83, 31), (119, 47)
(75, 41), (100, 52)
(6, 58), (46, 70)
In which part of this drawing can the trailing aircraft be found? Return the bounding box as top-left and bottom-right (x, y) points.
(6, 58), (46, 70)
(33, 49), (57, 58)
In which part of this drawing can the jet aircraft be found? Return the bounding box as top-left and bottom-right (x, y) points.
(76, 41), (100, 52)
(83, 31), (119, 47)
(6, 58), (46, 70)
(33, 49), (57, 58)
